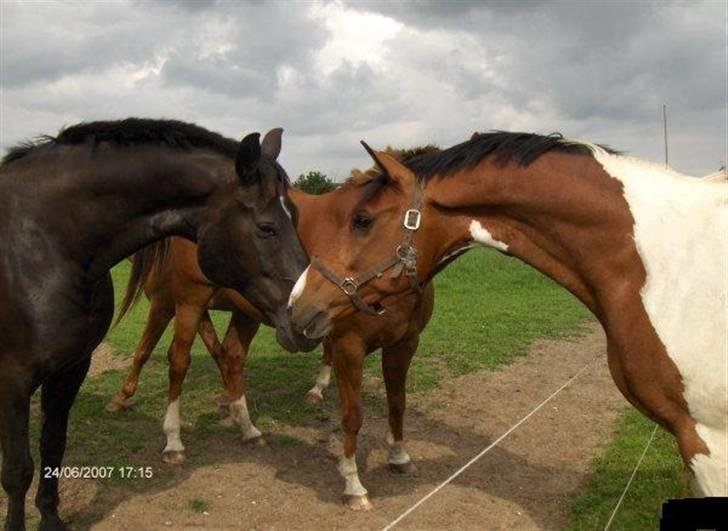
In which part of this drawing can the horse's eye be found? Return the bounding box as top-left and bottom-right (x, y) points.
(352, 213), (374, 232)
(256, 223), (277, 239)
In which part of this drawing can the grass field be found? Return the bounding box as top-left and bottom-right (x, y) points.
(6, 249), (689, 529)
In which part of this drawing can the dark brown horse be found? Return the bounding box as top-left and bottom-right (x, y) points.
(0, 119), (316, 531)
(106, 148), (439, 509)
(290, 132), (727, 497)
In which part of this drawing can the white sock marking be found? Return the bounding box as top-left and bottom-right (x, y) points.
(229, 394), (262, 441)
(307, 364), (332, 399)
(163, 399), (184, 453)
(338, 455), (368, 497)
(387, 431), (411, 465)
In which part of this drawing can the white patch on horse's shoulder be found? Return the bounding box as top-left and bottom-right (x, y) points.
(279, 196), (292, 220)
(469, 220), (508, 251)
(288, 265), (309, 307)
(591, 148), (728, 495)
(163, 399), (184, 453)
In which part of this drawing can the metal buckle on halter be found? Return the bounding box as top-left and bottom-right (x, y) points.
(403, 209), (421, 230)
(340, 278), (358, 296)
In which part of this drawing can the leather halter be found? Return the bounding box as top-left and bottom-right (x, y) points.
(311, 183), (424, 316)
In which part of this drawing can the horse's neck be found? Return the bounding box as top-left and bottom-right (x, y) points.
(428, 154), (644, 317)
(56, 147), (232, 279)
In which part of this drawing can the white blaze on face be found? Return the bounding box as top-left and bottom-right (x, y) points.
(163, 399), (184, 453)
(338, 455), (367, 496)
(288, 265), (309, 307)
(469, 220), (509, 251)
(588, 146), (728, 495)
(229, 394), (262, 441)
(279, 195), (292, 220)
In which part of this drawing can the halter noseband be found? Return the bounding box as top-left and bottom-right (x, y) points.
(311, 183), (424, 316)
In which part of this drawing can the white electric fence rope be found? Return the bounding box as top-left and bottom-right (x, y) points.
(603, 423), (659, 531)
(382, 358), (598, 531)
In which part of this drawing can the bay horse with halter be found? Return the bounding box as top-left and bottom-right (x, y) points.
(105, 147), (439, 510)
(290, 132), (728, 497)
(0, 119), (316, 531)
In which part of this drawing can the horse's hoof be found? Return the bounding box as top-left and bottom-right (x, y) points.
(305, 388), (324, 404)
(388, 460), (416, 475)
(343, 494), (372, 511)
(105, 395), (129, 413)
(161, 450), (186, 464)
(38, 515), (70, 531)
(242, 430), (266, 447)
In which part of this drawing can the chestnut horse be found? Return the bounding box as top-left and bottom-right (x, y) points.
(107, 148), (438, 509)
(0, 119), (315, 531)
(290, 132), (727, 497)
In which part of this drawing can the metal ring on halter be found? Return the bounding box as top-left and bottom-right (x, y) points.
(340, 278), (358, 296)
(403, 209), (421, 230)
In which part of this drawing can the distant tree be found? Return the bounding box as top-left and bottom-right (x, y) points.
(294, 170), (337, 195)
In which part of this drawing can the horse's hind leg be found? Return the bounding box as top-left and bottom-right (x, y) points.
(306, 338), (333, 403)
(0, 372), (34, 531)
(218, 311), (262, 443)
(382, 334), (418, 475)
(34, 356), (91, 531)
(196, 310), (230, 409)
(106, 297), (174, 412)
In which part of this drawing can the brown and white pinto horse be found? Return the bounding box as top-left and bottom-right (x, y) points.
(289, 132), (727, 497)
(108, 148), (438, 509)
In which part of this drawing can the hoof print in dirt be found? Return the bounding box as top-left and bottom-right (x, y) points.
(388, 461), (417, 476)
(343, 494), (373, 511)
(162, 450), (186, 465)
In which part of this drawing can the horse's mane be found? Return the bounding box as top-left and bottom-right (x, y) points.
(2, 118), (240, 165)
(402, 131), (618, 181)
(346, 144), (441, 186)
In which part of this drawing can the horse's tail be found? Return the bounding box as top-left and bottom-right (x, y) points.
(114, 239), (170, 326)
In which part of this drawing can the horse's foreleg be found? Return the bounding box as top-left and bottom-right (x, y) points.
(35, 356), (91, 531)
(332, 336), (370, 510)
(382, 334), (418, 475)
(0, 372), (34, 531)
(306, 338), (333, 403)
(220, 311), (261, 443)
(161, 303), (204, 464)
(106, 297), (174, 412)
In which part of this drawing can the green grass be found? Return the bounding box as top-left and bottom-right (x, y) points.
(1, 247), (687, 528)
(187, 497), (209, 513)
(565, 409), (691, 530)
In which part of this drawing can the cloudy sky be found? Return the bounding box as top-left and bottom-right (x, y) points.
(1, 0), (725, 179)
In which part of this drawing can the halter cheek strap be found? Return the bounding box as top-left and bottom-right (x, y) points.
(311, 183), (424, 316)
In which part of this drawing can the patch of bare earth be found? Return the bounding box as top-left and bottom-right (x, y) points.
(35, 324), (626, 530)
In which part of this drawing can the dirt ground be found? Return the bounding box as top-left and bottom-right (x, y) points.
(21, 324), (628, 530)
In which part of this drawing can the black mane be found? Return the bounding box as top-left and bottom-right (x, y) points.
(404, 131), (617, 180)
(2, 118), (240, 165)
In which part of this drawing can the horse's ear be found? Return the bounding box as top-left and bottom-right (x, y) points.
(236, 132), (261, 186)
(360, 140), (415, 188)
(261, 127), (283, 160)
